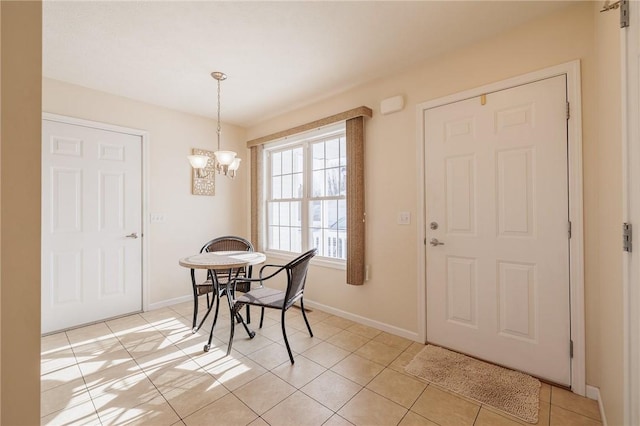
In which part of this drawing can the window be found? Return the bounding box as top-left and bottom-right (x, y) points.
(266, 127), (347, 261)
(249, 107), (370, 284)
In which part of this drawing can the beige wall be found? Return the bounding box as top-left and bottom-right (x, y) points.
(1, 2), (42, 424)
(248, 2), (623, 422)
(42, 79), (249, 306)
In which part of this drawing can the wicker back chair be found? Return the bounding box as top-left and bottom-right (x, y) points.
(226, 248), (317, 364)
(190, 236), (254, 333)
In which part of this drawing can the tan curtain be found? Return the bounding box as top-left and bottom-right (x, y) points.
(250, 145), (264, 251)
(346, 117), (365, 285)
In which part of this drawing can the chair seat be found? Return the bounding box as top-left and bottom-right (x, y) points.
(197, 276), (251, 296)
(237, 287), (285, 309)
(196, 279), (213, 296)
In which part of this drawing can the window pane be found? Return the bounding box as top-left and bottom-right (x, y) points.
(338, 199), (347, 230)
(280, 227), (290, 251)
(291, 227), (302, 252)
(272, 152), (281, 176)
(339, 137), (346, 167)
(282, 150), (292, 174)
(311, 200), (321, 226)
(326, 167), (340, 196)
(282, 174), (292, 199)
(310, 227), (322, 254)
(269, 226), (280, 250)
(325, 138), (339, 168)
(312, 143), (324, 170)
(326, 230), (339, 258)
(293, 147), (303, 173)
(272, 176), (282, 199)
(312, 170), (324, 197)
(279, 201), (290, 226)
(291, 201), (301, 227)
(306, 199), (347, 260)
(323, 199), (338, 229)
(293, 173), (303, 198)
(269, 202), (279, 226)
(339, 166), (347, 196)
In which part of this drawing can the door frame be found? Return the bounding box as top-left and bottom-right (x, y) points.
(41, 112), (151, 314)
(622, 2), (640, 423)
(415, 60), (585, 395)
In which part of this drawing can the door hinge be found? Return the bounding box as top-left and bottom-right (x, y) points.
(621, 0), (629, 28)
(566, 101), (570, 120)
(424, 237), (427, 246)
(568, 221), (572, 239)
(624, 223), (633, 252)
(600, 0), (629, 28)
(570, 340), (574, 358)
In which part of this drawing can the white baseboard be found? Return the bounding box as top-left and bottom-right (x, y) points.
(303, 299), (422, 342)
(147, 294), (192, 311)
(148, 296), (422, 342)
(586, 385), (608, 426)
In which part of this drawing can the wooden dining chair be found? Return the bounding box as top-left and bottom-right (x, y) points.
(225, 248), (317, 364)
(190, 236), (254, 333)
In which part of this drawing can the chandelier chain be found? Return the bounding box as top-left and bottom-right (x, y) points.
(216, 77), (221, 152)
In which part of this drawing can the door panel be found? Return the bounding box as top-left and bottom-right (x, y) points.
(42, 119), (142, 333)
(425, 75), (570, 385)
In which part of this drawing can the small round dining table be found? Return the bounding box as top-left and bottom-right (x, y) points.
(179, 250), (267, 351)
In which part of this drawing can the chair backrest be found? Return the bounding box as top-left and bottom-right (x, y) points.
(201, 236), (255, 283)
(201, 236), (254, 253)
(283, 248), (317, 309)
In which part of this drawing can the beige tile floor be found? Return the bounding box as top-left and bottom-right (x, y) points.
(42, 301), (602, 425)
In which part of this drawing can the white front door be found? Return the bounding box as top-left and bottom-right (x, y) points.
(42, 119), (143, 333)
(425, 75), (571, 385)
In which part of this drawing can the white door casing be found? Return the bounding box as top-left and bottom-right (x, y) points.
(42, 117), (144, 333)
(424, 75), (571, 385)
(623, 1), (640, 423)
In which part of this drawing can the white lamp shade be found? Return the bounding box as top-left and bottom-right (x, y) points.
(214, 150), (237, 166)
(229, 157), (241, 171)
(187, 154), (209, 169)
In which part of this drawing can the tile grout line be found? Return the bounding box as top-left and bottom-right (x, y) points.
(103, 318), (183, 424)
(65, 328), (105, 426)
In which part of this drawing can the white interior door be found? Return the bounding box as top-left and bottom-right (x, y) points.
(425, 75), (571, 385)
(42, 119), (143, 333)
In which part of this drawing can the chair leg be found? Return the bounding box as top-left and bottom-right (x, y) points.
(194, 294), (215, 333)
(192, 297), (199, 332)
(246, 305), (251, 324)
(281, 309), (295, 364)
(204, 306), (218, 353)
(237, 312), (256, 339)
(226, 300), (237, 356)
(191, 269), (199, 332)
(259, 308), (265, 328)
(209, 291), (222, 330)
(300, 298), (313, 337)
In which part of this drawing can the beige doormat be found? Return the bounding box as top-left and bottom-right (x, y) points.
(405, 345), (540, 423)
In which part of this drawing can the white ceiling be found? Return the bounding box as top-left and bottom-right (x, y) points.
(43, 1), (573, 128)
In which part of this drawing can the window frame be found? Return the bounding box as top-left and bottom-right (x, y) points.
(263, 123), (347, 269)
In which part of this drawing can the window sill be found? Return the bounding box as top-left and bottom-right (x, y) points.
(263, 250), (346, 271)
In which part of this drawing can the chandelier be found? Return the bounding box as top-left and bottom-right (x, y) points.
(188, 71), (240, 179)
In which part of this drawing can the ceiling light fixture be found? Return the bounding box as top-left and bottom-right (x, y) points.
(188, 71), (240, 179)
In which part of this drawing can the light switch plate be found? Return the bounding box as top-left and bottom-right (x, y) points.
(150, 213), (165, 223)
